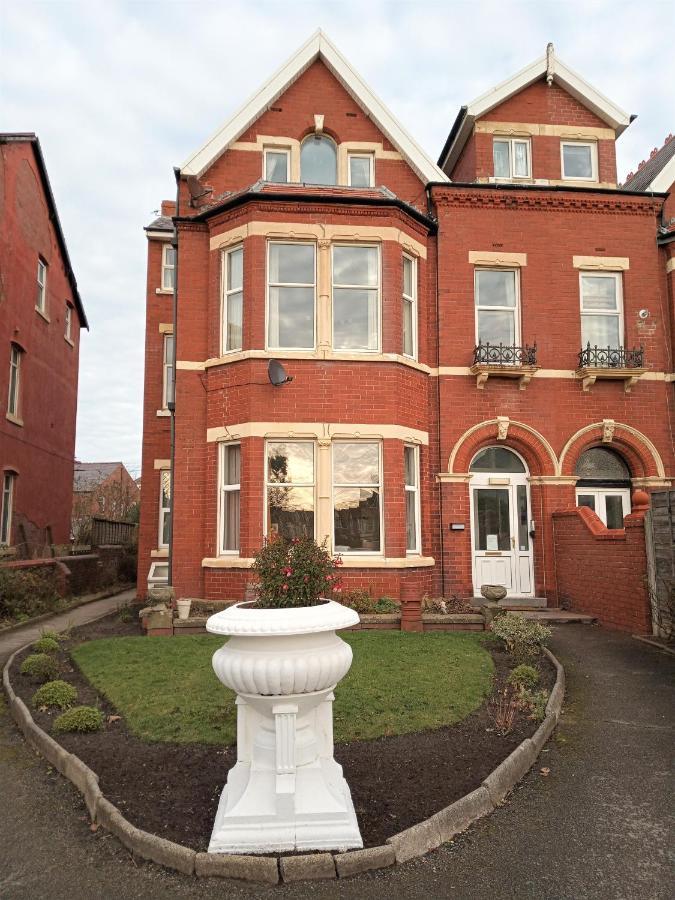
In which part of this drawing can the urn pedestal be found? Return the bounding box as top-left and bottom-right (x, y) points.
(206, 601), (363, 853)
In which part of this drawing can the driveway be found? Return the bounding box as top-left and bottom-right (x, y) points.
(0, 619), (672, 899)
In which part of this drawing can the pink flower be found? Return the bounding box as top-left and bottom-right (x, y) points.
(283, 567), (293, 576)
(304, 575), (309, 583)
(334, 586), (342, 594)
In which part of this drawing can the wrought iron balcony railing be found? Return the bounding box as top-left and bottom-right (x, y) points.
(473, 342), (538, 367)
(577, 344), (644, 370)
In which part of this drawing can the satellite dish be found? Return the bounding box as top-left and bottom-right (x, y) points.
(268, 359), (294, 386)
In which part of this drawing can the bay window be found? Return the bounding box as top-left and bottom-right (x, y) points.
(222, 245), (243, 353)
(402, 254), (417, 358)
(267, 242), (315, 349)
(219, 444), (241, 553)
(266, 441), (315, 539)
(580, 272), (622, 348)
(493, 138), (531, 179)
(332, 245), (380, 351)
(332, 442), (382, 553)
(475, 269), (519, 346)
(404, 445), (420, 554)
(158, 470), (171, 548)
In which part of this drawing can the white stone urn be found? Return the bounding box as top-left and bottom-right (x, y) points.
(205, 599), (363, 853)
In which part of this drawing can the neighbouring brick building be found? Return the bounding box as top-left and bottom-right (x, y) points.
(1, 134), (88, 556)
(138, 33), (674, 632)
(72, 461), (140, 541)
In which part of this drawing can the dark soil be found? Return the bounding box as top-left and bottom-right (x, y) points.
(11, 607), (555, 850)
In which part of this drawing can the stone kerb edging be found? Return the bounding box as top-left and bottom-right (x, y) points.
(3, 643), (565, 884)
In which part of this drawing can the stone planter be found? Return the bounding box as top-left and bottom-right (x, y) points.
(176, 599), (192, 621)
(480, 584), (507, 603)
(205, 600), (363, 854)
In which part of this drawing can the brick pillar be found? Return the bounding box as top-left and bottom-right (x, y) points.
(400, 574), (423, 632)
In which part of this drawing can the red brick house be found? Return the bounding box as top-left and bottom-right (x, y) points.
(1, 134), (88, 556)
(138, 33), (674, 631)
(72, 461), (140, 541)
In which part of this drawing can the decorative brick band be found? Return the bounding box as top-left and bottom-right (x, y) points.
(3, 643), (564, 884)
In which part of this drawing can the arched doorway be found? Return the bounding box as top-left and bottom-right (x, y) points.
(575, 447), (631, 528)
(469, 446), (534, 597)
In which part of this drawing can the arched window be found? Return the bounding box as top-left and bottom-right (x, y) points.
(575, 447), (631, 528)
(300, 135), (337, 185)
(470, 446), (526, 473)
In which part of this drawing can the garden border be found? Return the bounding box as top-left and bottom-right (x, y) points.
(3, 643), (564, 884)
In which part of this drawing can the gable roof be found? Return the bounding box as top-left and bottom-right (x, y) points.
(180, 30), (447, 185)
(73, 462), (122, 493)
(0, 133), (89, 330)
(438, 44), (632, 175)
(623, 134), (675, 193)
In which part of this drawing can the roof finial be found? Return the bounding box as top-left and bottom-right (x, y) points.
(546, 42), (555, 86)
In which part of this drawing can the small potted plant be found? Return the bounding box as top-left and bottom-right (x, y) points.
(205, 537), (362, 854)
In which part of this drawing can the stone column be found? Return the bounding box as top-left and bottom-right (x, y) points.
(316, 437), (332, 548)
(317, 239), (331, 355)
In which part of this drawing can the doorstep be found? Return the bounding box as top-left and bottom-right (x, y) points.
(468, 596), (548, 610)
(519, 609), (597, 624)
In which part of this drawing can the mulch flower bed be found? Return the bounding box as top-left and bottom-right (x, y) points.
(10, 607), (554, 850)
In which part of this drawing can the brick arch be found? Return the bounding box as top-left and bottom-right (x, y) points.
(559, 422), (666, 480)
(449, 420), (558, 477)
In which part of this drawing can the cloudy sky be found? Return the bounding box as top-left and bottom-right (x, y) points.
(2, 0), (672, 477)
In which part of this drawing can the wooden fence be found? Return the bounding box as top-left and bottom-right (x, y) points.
(91, 517), (138, 547)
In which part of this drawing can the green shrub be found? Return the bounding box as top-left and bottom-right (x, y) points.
(39, 629), (64, 642)
(516, 687), (549, 722)
(340, 590), (376, 614)
(491, 613), (551, 662)
(32, 680), (77, 710)
(20, 653), (59, 682)
(374, 596), (400, 613)
(252, 537), (341, 608)
(53, 706), (104, 734)
(507, 664), (540, 689)
(0, 567), (62, 623)
(32, 636), (60, 654)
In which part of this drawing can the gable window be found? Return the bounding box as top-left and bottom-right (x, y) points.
(222, 245), (243, 353)
(348, 153), (374, 187)
(267, 242), (315, 349)
(219, 443), (241, 553)
(580, 272), (622, 348)
(561, 141), (597, 181)
(332, 245), (380, 351)
(475, 269), (519, 346)
(402, 254), (417, 358)
(162, 333), (175, 409)
(266, 441), (315, 540)
(158, 469), (171, 548)
(493, 138), (531, 179)
(7, 345), (22, 419)
(404, 445), (421, 554)
(36, 259), (47, 314)
(162, 244), (176, 291)
(64, 304), (73, 341)
(300, 135), (337, 185)
(333, 441), (382, 554)
(1, 472), (15, 546)
(264, 148), (290, 184)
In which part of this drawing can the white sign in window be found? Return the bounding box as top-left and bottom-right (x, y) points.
(332, 245), (380, 351)
(267, 243), (316, 349)
(475, 269), (519, 347)
(222, 245), (243, 353)
(580, 272), (622, 348)
(333, 442), (382, 553)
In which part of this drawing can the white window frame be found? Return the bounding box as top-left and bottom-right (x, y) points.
(36, 259), (47, 314)
(579, 271), (623, 349)
(404, 444), (421, 555)
(218, 442), (241, 555)
(161, 244), (176, 292)
(264, 439), (316, 540)
(331, 440), (384, 556)
(64, 304), (73, 341)
(561, 140), (598, 182)
(158, 469), (171, 549)
(147, 561), (169, 587)
(263, 147), (290, 183)
(347, 153), (374, 187)
(221, 244), (244, 354)
(266, 241), (316, 351)
(7, 345), (21, 418)
(161, 333), (174, 409)
(493, 138), (531, 180)
(331, 243), (381, 353)
(575, 488), (631, 528)
(1, 472), (15, 546)
(402, 253), (418, 359)
(474, 268), (521, 347)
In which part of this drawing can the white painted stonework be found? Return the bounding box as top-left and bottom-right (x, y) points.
(206, 600), (363, 853)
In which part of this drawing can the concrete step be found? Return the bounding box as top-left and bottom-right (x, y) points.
(520, 609), (597, 624)
(468, 596), (548, 610)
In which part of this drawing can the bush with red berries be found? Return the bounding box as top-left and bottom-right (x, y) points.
(251, 536), (343, 608)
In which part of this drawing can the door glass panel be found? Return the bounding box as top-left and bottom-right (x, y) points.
(517, 485), (529, 551)
(577, 494), (596, 511)
(473, 489), (510, 551)
(605, 495), (625, 529)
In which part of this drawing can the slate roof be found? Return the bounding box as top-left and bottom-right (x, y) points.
(73, 462), (122, 493)
(144, 215), (174, 232)
(623, 135), (675, 191)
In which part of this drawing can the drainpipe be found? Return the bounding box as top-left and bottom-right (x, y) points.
(167, 167), (180, 588)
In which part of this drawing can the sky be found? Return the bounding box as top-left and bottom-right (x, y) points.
(2, 0), (673, 478)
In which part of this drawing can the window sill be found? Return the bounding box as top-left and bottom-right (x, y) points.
(202, 557), (255, 568)
(156, 409), (171, 417)
(339, 556), (435, 568)
(470, 363), (539, 390)
(150, 549), (169, 558)
(35, 307), (50, 323)
(155, 288), (173, 295)
(5, 412), (24, 427)
(575, 366), (646, 393)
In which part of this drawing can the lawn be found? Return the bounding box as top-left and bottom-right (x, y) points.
(71, 631), (494, 745)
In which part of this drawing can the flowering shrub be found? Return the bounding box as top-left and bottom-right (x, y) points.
(251, 536), (342, 608)
(491, 613), (551, 662)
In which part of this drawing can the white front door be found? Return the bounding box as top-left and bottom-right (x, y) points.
(471, 480), (534, 597)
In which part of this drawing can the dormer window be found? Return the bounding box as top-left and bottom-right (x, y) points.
(264, 148), (290, 184)
(493, 138), (531, 180)
(300, 135), (337, 185)
(561, 141), (597, 181)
